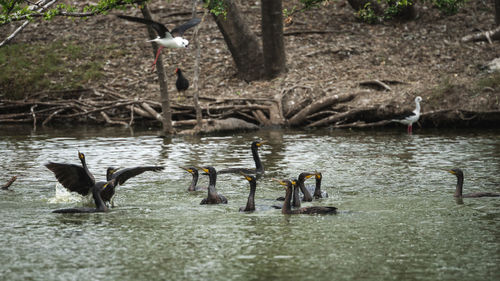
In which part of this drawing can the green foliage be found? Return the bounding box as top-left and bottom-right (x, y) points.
(384, 0), (412, 19)
(429, 0), (466, 15)
(0, 0), (146, 25)
(205, 0), (227, 17)
(354, 0), (466, 23)
(0, 41), (107, 99)
(356, 3), (378, 24)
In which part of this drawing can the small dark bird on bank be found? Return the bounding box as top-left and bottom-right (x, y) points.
(175, 68), (189, 93)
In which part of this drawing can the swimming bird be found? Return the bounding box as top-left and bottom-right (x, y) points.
(277, 179), (337, 215)
(52, 182), (109, 213)
(175, 68), (189, 93)
(240, 173), (257, 212)
(180, 166), (206, 191)
(45, 152), (164, 206)
(277, 172), (314, 203)
(103, 165), (164, 205)
(448, 168), (500, 198)
(197, 166), (227, 204)
(306, 171), (328, 199)
(117, 15), (201, 71)
(391, 96), (422, 134)
(297, 172), (314, 202)
(218, 140), (267, 177)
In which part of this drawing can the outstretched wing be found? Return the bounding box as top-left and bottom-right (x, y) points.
(171, 18), (201, 37)
(112, 166), (164, 186)
(45, 162), (95, 196)
(117, 15), (170, 38)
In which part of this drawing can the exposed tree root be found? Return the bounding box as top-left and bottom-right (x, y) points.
(2, 88), (500, 132)
(461, 26), (500, 43)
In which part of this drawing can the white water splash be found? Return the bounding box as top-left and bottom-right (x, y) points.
(47, 183), (92, 205)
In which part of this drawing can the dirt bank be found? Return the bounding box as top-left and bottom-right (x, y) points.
(1, 0), (499, 130)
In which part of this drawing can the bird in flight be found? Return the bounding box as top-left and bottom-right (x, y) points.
(117, 15), (201, 71)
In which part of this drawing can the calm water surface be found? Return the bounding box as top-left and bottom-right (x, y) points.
(0, 126), (499, 281)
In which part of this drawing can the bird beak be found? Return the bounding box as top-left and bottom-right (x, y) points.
(447, 170), (456, 175)
(180, 166), (193, 173)
(195, 166), (209, 174)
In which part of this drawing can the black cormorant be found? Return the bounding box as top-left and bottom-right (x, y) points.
(277, 172), (314, 203)
(448, 168), (500, 198)
(197, 166), (228, 204)
(277, 179), (337, 215)
(240, 173), (256, 212)
(45, 152), (164, 206)
(180, 166), (206, 191)
(218, 140), (266, 177)
(308, 171), (328, 199)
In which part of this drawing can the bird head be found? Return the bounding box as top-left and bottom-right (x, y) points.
(274, 178), (295, 189)
(448, 168), (463, 177)
(240, 172), (255, 183)
(78, 151), (85, 160)
(181, 166), (197, 175)
(252, 140), (267, 148)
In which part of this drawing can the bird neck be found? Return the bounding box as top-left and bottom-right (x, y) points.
(298, 180), (312, 201)
(313, 177), (322, 198)
(292, 183), (301, 208)
(454, 174), (464, 197)
(93, 184), (108, 212)
(282, 185), (292, 214)
(414, 99), (421, 115)
(252, 146), (263, 173)
(207, 172), (218, 198)
(188, 172), (199, 192)
(244, 181), (256, 211)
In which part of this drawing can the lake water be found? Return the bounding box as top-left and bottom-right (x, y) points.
(1, 125), (499, 281)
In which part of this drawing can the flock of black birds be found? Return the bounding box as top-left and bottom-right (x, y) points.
(41, 140), (499, 215)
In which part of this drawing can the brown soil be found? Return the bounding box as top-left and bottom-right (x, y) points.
(2, 0), (500, 129)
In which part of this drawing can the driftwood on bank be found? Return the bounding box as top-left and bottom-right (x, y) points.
(2, 86), (500, 132)
(461, 26), (500, 44)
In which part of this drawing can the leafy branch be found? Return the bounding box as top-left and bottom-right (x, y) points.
(0, 0), (147, 25)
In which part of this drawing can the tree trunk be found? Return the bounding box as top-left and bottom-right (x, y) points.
(208, 0), (265, 81)
(192, 0), (203, 131)
(261, 0), (286, 79)
(140, 5), (174, 135)
(496, 0), (500, 25)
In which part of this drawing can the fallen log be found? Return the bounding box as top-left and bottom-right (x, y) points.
(461, 26), (500, 43)
(288, 92), (357, 126)
(306, 107), (379, 128)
